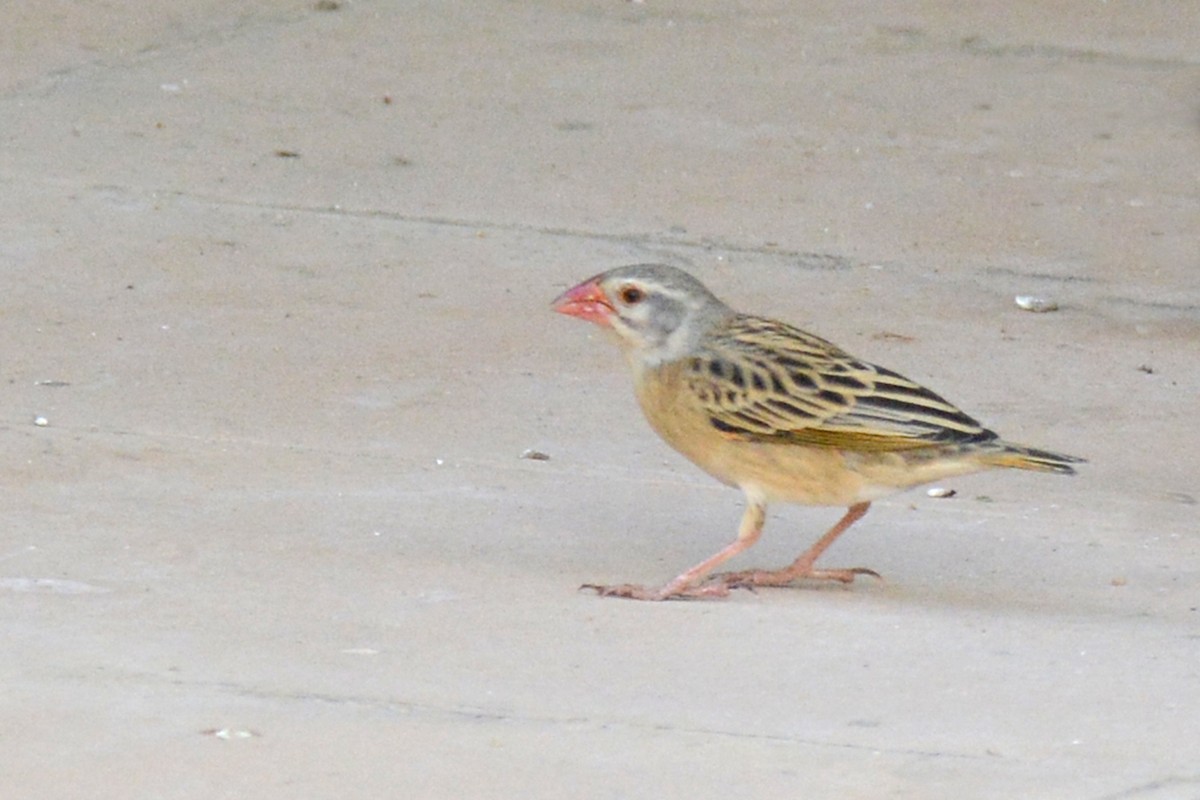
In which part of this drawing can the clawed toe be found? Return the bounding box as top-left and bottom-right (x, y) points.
(807, 566), (883, 584)
(712, 565), (883, 589)
(580, 581), (732, 601)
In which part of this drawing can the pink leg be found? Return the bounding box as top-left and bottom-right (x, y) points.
(715, 502), (880, 588)
(584, 501), (767, 601)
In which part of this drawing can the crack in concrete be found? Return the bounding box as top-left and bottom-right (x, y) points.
(958, 36), (1196, 69)
(202, 677), (993, 761)
(165, 188), (856, 272)
(1094, 774), (1200, 800)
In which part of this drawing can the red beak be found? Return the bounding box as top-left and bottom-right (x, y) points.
(552, 277), (615, 326)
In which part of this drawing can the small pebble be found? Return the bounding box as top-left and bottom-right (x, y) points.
(33, 416), (49, 427)
(926, 487), (956, 498)
(204, 728), (259, 740)
(1014, 295), (1059, 313)
(520, 449), (551, 461)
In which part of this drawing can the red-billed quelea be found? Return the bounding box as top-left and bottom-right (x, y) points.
(553, 264), (1083, 601)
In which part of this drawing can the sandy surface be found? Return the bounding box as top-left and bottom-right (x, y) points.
(2, 2), (1198, 798)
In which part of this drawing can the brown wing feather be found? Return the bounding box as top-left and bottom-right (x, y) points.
(683, 315), (997, 452)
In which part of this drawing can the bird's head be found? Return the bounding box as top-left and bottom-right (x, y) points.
(552, 264), (732, 366)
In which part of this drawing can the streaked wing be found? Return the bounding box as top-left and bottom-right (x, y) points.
(682, 315), (996, 451)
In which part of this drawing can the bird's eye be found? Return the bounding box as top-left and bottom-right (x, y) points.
(618, 285), (645, 305)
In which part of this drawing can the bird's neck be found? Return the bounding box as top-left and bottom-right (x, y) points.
(625, 316), (719, 370)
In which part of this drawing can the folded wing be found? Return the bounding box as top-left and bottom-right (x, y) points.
(685, 315), (997, 452)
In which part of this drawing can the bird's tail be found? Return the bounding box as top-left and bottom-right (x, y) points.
(981, 442), (1085, 475)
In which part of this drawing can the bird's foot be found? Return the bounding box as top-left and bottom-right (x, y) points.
(581, 581), (732, 601)
(712, 565), (882, 589)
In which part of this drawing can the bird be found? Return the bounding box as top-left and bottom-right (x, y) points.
(552, 263), (1083, 601)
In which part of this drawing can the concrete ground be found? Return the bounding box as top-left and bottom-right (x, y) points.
(2, 2), (1198, 797)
